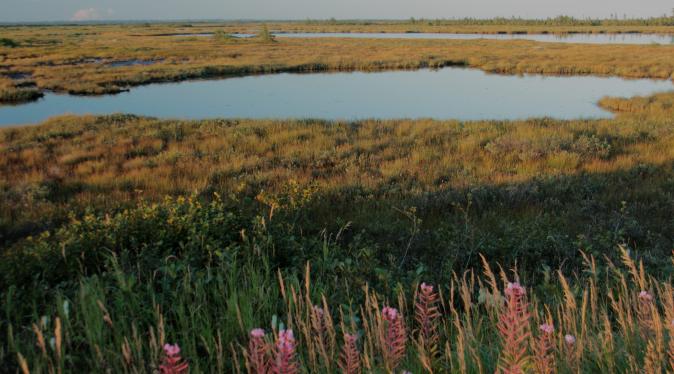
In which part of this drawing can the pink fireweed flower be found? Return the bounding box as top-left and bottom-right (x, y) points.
(563, 334), (578, 370)
(639, 290), (654, 302)
(497, 281), (531, 373)
(278, 329), (295, 348)
(420, 282), (434, 294)
(382, 306), (399, 322)
(251, 328), (266, 338)
(415, 281), (441, 350)
(160, 343), (188, 374)
(539, 323), (554, 335)
(312, 305), (325, 318)
(339, 333), (360, 374)
(248, 328), (269, 374)
(534, 323), (555, 374)
(163, 344), (181, 356)
(505, 282), (526, 297)
(344, 333), (358, 344)
(272, 329), (298, 374)
(565, 334), (576, 345)
(381, 306), (406, 370)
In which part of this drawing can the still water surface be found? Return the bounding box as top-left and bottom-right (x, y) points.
(1, 67), (672, 126)
(276, 32), (674, 45)
(174, 32), (674, 45)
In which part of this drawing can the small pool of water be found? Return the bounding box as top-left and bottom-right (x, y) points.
(1, 67), (672, 126)
(170, 32), (674, 45)
(107, 59), (163, 68)
(276, 32), (674, 45)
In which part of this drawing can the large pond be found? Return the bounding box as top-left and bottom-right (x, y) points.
(276, 32), (674, 45)
(1, 67), (672, 126)
(175, 32), (674, 45)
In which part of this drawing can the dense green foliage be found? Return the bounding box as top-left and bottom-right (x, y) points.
(0, 87), (43, 103)
(0, 37), (19, 47)
(1, 194), (673, 372)
(0, 195), (384, 372)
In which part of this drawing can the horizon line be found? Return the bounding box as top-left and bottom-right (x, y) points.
(2, 14), (674, 26)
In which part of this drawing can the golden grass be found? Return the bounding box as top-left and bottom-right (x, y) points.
(1, 24), (674, 102)
(0, 92), (673, 241)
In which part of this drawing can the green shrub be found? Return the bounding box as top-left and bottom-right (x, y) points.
(213, 30), (234, 41)
(0, 38), (19, 48)
(0, 87), (43, 103)
(257, 25), (276, 43)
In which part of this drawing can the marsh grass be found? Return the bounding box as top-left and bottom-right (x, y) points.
(2, 24), (674, 103)
(1, 22), (674, 372)
(1, 92), (673, 272)
(0, 100), (672, 371)
(0, 77), (43, 104)
(134, 18), (674, 35)
(213, 30), (235, 42)
(3, 228), (673, 373)
(257, 25), (276, 43)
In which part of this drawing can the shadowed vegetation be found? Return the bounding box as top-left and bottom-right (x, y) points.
(0, 37), (19, 48)
(1, 92), (673, 270)
(0, 77), (43, 103)
(0, 163), (673, 372)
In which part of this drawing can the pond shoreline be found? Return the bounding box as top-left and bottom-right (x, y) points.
(2, 67), (672, 126)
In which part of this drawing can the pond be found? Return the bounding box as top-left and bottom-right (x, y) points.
(276, 32), (674, 45)
(173, 32), (674, 45)
(1, 67), (672, 126)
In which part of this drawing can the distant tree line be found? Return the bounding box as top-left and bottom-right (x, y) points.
(301, 14), (674, 27)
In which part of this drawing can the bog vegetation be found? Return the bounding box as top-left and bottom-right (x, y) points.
(1, 89), (673, 371)
(1, 20), (674, 373)
(1, 23), (674, 104)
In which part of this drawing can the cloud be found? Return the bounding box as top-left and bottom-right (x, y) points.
(71, 8), (114, 21)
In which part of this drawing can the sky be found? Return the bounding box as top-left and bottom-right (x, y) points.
(1, 0), (673, 23)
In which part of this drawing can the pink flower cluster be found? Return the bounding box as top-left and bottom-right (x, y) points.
(312, 305), (325, 319)
(273, 329), (298, 374)
(382, 306), (399, 322)
(539, 323), (554, 335)
(251, 328), (265, 338)
(277, 330), (295, 352)
(639, 290), (654, 302)
(565, 334), (576, 345)
(420, 282), (434, 294)
(505, 282), (526, 297)
(248, 329), (268, 374)
(159, 343), (188, 374)
(344, 333), (358, 345)
(381, 306), (406, 370)
(339, 332), (360, 374)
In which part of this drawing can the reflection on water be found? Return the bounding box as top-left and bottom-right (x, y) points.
(1, 67), (672, 126)
(276, 32), (674, 45)
(170, 32), (674, 45)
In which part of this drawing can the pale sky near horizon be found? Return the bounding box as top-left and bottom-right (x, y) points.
(2, 0), (673, 23)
